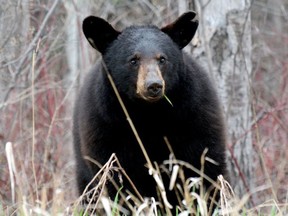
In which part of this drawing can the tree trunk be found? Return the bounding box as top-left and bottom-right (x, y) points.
(64, 2), (92, 98)
(193, 0), (253, 200)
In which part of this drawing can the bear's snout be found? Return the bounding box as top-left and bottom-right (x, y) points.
(136, 63), (165, 102)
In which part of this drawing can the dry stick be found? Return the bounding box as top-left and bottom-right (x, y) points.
(114, 156), (144, 202)
(163, 159), (220, 190)
(5, 142), (16, 203)
(78, 155), (116, 215)
(81, 154), (143, 213)
(89, 154), (144, 210)
(208, 182), (219, 215)
(164, 137), (184, 208)
(163, 136), (176, 157)
(31, 38), (41, 201)
(102, 61), (174, 211)
(101, 61), (154, 172)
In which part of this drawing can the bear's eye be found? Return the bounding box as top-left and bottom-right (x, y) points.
(130, 58), (139, 66)
(158, 56), (166, 65)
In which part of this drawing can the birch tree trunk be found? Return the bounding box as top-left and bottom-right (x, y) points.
(64, 1), (92, 98)
(192, 0), (253, 199)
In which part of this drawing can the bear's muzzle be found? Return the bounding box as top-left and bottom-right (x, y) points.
(136, 62), (165, 102)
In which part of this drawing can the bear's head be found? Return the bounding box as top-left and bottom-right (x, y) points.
(82, 12), (198, 103)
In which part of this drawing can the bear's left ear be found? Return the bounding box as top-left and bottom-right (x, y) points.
(161, 11), (198, 49)
(82, 16), (120, 54)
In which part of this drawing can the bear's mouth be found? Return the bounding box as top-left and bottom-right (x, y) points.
(137, 91), (164, 102)
(145, 95), (163, 102)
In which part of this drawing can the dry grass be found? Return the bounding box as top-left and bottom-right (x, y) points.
(64, 154), (236, 216)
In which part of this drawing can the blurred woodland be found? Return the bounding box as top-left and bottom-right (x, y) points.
(0, 0), (287, 215)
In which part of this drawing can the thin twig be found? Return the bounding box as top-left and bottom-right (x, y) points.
(31, 38), (41, 201)
(5, 142), (16, 203)
(3, 0), (60, 104)
(101, 61), (173, 210)
(101, 61), (154, 171)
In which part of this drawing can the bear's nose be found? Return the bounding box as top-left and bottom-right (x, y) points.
(147, 82), (163, 97)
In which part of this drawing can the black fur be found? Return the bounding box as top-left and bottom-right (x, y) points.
(74, 11), (226, 210)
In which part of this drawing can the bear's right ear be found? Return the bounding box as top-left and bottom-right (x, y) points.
(161, 11), (198, 49)
(82, 16), (120, 54)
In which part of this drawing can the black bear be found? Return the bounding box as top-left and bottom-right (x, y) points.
(73, 11), (227, 212)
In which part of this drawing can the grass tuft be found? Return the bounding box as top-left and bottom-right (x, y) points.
(164, 94), (174, 107)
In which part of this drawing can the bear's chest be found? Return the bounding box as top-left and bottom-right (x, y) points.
(121, 106), (178, 157)
(129, 103), (176, 134)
